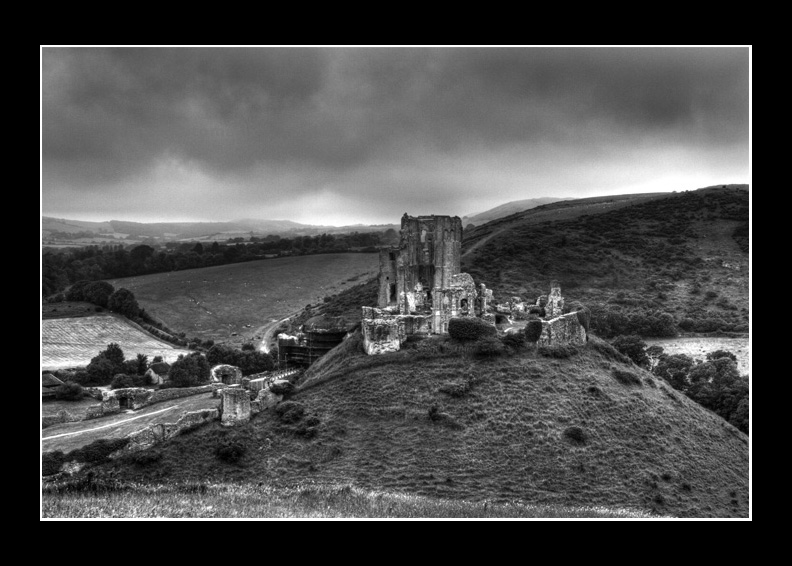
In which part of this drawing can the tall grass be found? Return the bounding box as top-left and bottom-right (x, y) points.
(41, 481), (660, 519)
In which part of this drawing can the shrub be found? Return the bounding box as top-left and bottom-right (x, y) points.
(575, 308), (591, 332)
(215, 441), (246, 464)
(502, 332), (525, 350)
(707, 350), (738, 363)
(54, 382), (84, 401)
(275, 401), (305, 424)
(563, 426), (586, 445)
(71, 438), (130, 463)
(448, 317), (497, 342)
(474, 336), (506, 358)
(525, 319), (543, 343)
(42, 451), (65, 476)
(270, 381), (295, 396)
(439, 381), (470, 398)
(428, 404), (441, 421)
(611, 335), (649, 368)
(129, 450), (163, 466)
(110, 373), (136, 390)
(241, 343), (256, 351)
(65, 280), (91, 302)
(538, 344), (577, 358)
(612, 368), (642, 386)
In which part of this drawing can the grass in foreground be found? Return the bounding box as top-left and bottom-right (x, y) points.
(41, 481), (659, 519)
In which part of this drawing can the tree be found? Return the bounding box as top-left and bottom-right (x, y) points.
(168, 353), (211, 387)
(108, 288), (140, 318)
(101, 343), (125, 369)
(83, 281), (115, 307)
(55, 382), (84, 401)
(653, 354), (695, 391)
(611, 335), (649, 368)
(135, 353), (149, 375)
(645, 345), (665, 371)
(86, 357), (117, 385)
(65, 280), (92, 302)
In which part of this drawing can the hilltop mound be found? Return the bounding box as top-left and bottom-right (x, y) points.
(94, 336), (748, 517)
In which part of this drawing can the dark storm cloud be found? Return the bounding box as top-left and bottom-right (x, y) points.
(42, 47), (749, 223)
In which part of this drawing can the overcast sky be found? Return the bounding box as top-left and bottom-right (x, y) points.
(41, 46), (750, 225)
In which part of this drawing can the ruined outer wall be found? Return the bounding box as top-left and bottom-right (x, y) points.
(538, 312), (587, 347)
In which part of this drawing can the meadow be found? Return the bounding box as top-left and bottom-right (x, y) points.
(645, 336), (750, 375)
(108, 253), (379, 347)
(41, 481), (659, 518)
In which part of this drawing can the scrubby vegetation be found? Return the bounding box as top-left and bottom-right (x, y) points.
(206, 345), (275, 376)
(462, 187), (748, 338)
(448, 317), (498, 341)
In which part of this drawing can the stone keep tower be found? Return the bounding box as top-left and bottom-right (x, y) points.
(378, 214), (463, 310)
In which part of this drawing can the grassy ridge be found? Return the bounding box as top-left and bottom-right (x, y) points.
(41, 481), (657, 518)
(462, 187), (749, 336)
(87, 336), (749, 517)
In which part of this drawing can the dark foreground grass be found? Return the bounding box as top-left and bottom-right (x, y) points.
(41, 481), (659, 518)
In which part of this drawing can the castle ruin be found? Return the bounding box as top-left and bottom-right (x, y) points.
(362, 213), (587, 355)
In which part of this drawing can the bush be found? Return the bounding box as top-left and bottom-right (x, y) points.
(439, 381), (471, 398)
(448, 317), (497, 342)
(83, 281), (115, 308)
(70, 438), (130, 463)
(215, 441), (246, 464)
(241, 343), (256, 351)
(54, 382), (84, 401)
(275, 401), (305, 424)
(538, 344), (577, 358)
(525, 319), (543, 343)
(502, 332), (525, 350)
(270, 381), (295, 396)
(612, 368), (642, 386)
(42, 451), (65, 476)
(85, 357), (117, 386)
(474, 336), (506, 358)
(168, 353), (211, 387)
(128, 450), (163, 466)
(110, 373), (137, 390)
(563, 426), (586, 445)
(575, 308), (591, 332)
(65, 280), (91, 302)
(611, 335), (649, 368)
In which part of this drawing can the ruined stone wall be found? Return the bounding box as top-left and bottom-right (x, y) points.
(378, 247), (399, 307)
(538, 312), (587, 347)
(114, 408), (219, 455)
(546, 281), (565, 318)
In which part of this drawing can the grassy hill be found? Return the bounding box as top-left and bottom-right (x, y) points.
(462, 197), (569, 227)
(87, 335), (748, 517)
(462, 186), (749, 337)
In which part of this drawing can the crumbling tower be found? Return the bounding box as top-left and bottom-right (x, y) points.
(378, 213), (463, 310)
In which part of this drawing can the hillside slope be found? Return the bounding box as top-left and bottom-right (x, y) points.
(462, 197), (568, 226)
(96, 337), (749, 517)
(462, 186), (749, 337)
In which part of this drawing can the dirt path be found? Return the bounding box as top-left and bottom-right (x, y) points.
(42, 405), (180, 441)
(41, 393), (219, 453)
(255, 312), (298, 354)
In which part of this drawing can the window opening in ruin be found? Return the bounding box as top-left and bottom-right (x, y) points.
(119, 397), (130, 410)
(461, 298), (468, 311)
(389, 283), (397, 303)
(389, 252), (396, 261)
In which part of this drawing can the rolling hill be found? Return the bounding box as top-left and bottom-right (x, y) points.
(88, 335), (749, 517)
(461, 185), (749, 337)
(462, 197), (569, 226)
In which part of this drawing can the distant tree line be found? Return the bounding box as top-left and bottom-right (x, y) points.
(42, 230), (397, 298)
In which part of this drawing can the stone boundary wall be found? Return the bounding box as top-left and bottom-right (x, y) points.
(41, 384), (221, 429)
(112, 408), (220, 456)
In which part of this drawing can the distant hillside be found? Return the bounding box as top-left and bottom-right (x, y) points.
(42, 216), (399, 244)
(462, 185), (749, 337)
(93, 337), (749, 517)
(463, 197), (568, 226)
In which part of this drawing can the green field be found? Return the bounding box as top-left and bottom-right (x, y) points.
(41, 314), (190, 371)
(645, 336), (750, 375)
(108, 253), (379, 346)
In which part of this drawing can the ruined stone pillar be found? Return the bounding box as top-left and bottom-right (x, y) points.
(546, 281), (565, 319)
(220, 387), (251, 427)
